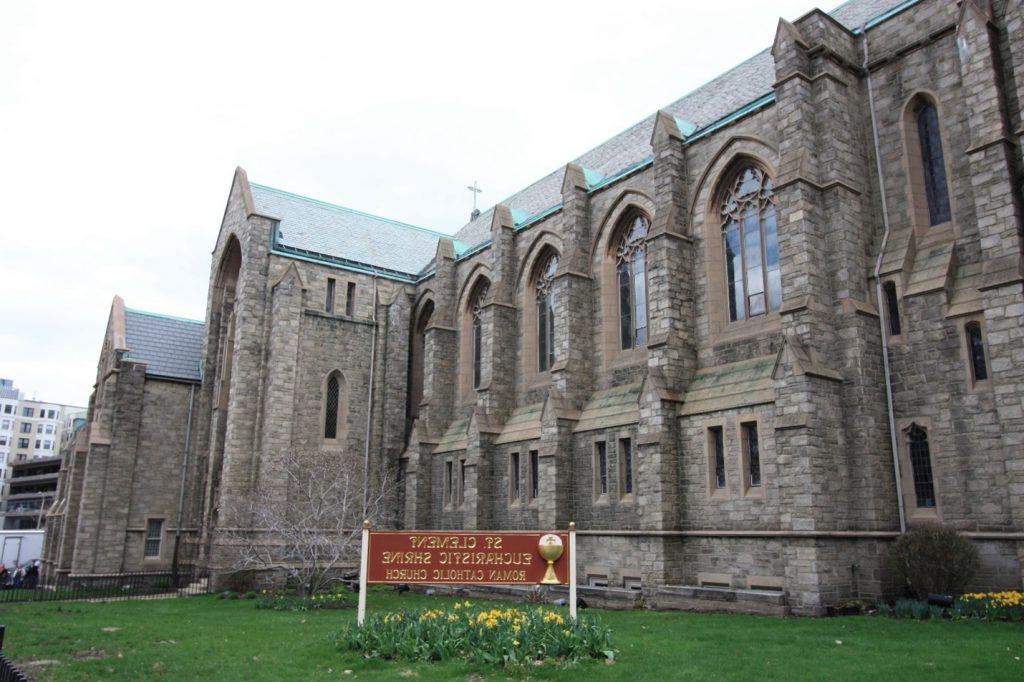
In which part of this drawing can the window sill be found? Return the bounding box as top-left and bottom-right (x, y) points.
(742, 486), (765, 500)
(593, 496), (610, 506)
(711, 313), (782, 348)
(707, 488), (730, 502)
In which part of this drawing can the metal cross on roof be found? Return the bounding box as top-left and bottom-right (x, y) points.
(466, 180), (482, 211)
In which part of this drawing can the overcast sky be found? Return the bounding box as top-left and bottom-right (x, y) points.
(1, 0), (825, 406)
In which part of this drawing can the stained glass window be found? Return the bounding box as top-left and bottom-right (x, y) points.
(908, 425), (936, 508)
(536, 254), (558, 372)
(471, 283), (489, 389)
(966, 322), (988, 382)
(917, 103), (951, 226)
(324, 373), (340, 439)
(721, 166), (781, 321)
(616, 214), (649, 349)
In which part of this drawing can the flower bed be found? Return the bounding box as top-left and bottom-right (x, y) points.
(954, 591), (1024, 621)
(337, 601), (615, 667)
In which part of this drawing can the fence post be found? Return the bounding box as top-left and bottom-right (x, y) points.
(569, 522), (577, 622)
(0, 624), (5, 650)
(357, 520), (369, 627)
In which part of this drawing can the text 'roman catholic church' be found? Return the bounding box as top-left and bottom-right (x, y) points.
(42, 0), (1024, 614)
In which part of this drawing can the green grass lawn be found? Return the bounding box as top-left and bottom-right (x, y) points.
(1, 590), (1021, 680)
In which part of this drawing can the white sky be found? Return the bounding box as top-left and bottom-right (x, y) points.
(1, 0), (824, 406)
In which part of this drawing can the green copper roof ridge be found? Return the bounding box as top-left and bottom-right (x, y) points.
(250, 182), (462, 245)
(124, 307), (204, 326)
(857, 0), (921, 32)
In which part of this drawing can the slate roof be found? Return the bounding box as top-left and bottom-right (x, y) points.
(251, 183), (466, 280)
(123, 308), (205, 382)
(245, 0), (911, 276)
(452, 0), (912, 250)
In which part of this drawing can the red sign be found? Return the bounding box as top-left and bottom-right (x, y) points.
(366, 531), (570, 585)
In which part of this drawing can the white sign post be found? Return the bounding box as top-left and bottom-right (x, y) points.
(357, 520), (369, 626)
(568, 522), (577, 622)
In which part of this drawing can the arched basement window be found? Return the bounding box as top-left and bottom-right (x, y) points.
(907, 424), (936, 509)
(616, 213), (649, 349)
(916, 102), (951, 226)
(965, 322), (988, 382)
(535, 253), (558, 373)
(721, 165), (781, 321)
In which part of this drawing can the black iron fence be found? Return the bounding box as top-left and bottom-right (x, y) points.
(0, 627), (28, 682)
(0, 568), (209, 604)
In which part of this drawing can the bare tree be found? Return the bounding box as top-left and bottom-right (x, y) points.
(223, 448), (396, 595)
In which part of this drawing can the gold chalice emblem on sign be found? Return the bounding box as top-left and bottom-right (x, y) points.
(537, 534), (564, 585)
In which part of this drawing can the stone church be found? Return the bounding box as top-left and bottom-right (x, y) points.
(44, 0), (1024, 614)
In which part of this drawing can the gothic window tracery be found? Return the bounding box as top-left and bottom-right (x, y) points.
(721, 166), (781, 322)
(535, 253), (557, 373)
(471, 283), (489, 389)
(616, 213), (649, 349)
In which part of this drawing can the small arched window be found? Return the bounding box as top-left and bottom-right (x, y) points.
(471, 284), (488, 389)
(535, 253), (558, 372)
(324, 371), (343, 440)
(883, 281), (901, 336)
(965, 322), (988, 382)
(907, 424), (935, 509)
(916, 102), (951, 226)
(616, 213), (649, 349)
(721, 166), (781, 321)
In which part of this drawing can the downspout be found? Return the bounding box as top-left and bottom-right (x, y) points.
(172, 384), (196, 581)
(863, 29), (907, 534)
(362, 275), (379, 517)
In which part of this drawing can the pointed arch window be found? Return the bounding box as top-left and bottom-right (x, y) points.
(616, 213), (649, 349)
(721, 166), (781, 321)
(535, 253), (558, 373)
(916, 102), (951, 226)
(324, 371), (343, 440)
(907, 424), (935, 509)
(471, 283), (488, 389)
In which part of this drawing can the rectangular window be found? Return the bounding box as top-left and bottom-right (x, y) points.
(742, 422), (761, 488)
(144, 519), (163, 558)
(44, 440), (51, 449)
(528, 450), (539, 501)
(48, 409), (56, 419)
(45, 425), (53, 434)
(965, 322), (988, 383)
(458, 458), (467, 506)
(709, 426), (726, 489)
(346, 282), (356, 316)
(619, 437), (634, 496)
(326, 278), (336, 313)
(594, 441), (608, 498)
(22, 407), (33, 417)
(509, 452), (521, 503)
(883, 281), (901, 336)
(0, 436), (6, 446)
(34, 439), (40, 449)
(3, 405), (11, 414)
(444, 460), (454, 507)
(36, 424), (43, 433)
(18, 438), (29, 449)
(1, 420), (7, 429)
(20, 423), (31, 434)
